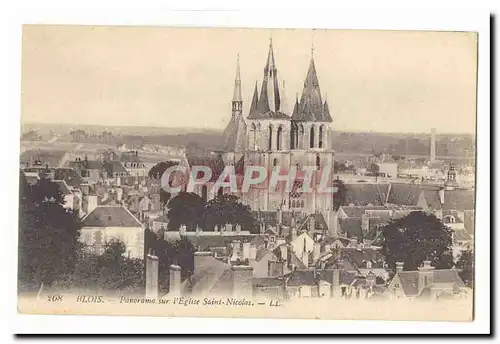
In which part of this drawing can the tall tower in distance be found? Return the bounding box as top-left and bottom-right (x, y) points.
(430, 128), (437, 164)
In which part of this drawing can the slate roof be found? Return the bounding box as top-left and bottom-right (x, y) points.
(82, 206), (143, 227)
(20, 149), (67, 168)
(395, 269), (466, 297)
(453, 229), (472, 242)
(191, 255), (229, 295)
(54, 168), (85, 187)
(286, 270), (317, 287)
(397, 271), (420, 296)
(386, 183), (440, 207)
(443, 189), (475, 211)
(340, 206), (386, 218)
(338, 218), (363, 239)
(104, 161), (129, 175)
(343, 184), (390, 206)
(186, 154), (225, 183)
(253, 277), (282, 288)
(53, 180), (72, 195)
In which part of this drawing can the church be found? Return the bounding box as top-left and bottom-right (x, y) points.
(217, 39), (336, 228)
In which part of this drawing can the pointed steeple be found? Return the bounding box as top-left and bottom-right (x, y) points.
(291, 94), (299, 118)
(280, 80), (289, 115)
(249, 81), (259, 116)
(257, 38), (281, 114)
(232, 54), (242, 102)
(294, 49), (332, 123)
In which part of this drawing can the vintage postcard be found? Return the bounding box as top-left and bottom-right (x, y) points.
(17, 24), (478, 323)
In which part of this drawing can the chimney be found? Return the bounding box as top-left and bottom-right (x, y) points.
(309, 216), (316, 232)
(332, 268), (341, 297)
(231, 265), (254, 298)
(430, 128), (436, 164)
(145, 254), (159, 299)
(361, 213), (369, 233)
(242, 242), (251, 260)
(313, 242), (321, 264)
(277, 207), (283, 224)
(366, 272), (376, 288)
(395, 261), (404, 274)
(235, 224), (241, 233)
(438, 187), (445, 205)
(417, 260), (435, 290)
(169, 264), (182, 296)
(83, 195), (98, 215)
(279, 245), (288, 261)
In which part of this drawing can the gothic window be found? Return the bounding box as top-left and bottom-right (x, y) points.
(250, 123), (257, 150)
(268, 126), (273, 151)
(316, 155), (321, 170)
(310, 125), (315, 148)
(299, 124), (304, 149)
(276, 126), (283, 151)
(290, 124), (297, 149)
(273, 158), (278, 167)
(319, 125), (324, 148)
(201, 185), (208, 202)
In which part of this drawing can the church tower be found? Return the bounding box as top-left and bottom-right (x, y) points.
(222, 55), (247, 155)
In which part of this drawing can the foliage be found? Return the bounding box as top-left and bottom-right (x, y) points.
(68, 239), (145, 293)
(166, 192), (206, 231)
(368, 163), (380, 175)
(379, 211), (454, 272)
(145, 229), (196, 292)
(455, 249), (474, 288)
(204, 194), (257, 233)
(148, 160), (180, 204)
(18, 174), (82, 290)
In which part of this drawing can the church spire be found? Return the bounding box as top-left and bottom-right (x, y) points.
(232, 54), (242, 102)
(257, 38), (280, 114)
(249, 81), (259, 116)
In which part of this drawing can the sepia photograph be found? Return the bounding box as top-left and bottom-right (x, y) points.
(16, 21), (482, 327)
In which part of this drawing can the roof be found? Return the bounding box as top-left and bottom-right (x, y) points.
(286, 270), (317, 287)
(397, 271), (420, 296)
(54, 168), (85, 187)
(433, 269), (466, 288)
(340, 206), (387, 218)
(104, 161), (129, 175)
(338, 218), (363, 239)
(82, 206), (143, 228)
(453, 229), (472, 242)
(191, 255), (229, 295)
(186, 154), (225, 183)
(464, 210), (475, 235)
(53, 180), (72, 195)
(343, 184), (390, 206)
(20, 149), (67, 168)
(291, 56), (332, 123)
(443, 189), (475, 211)
(386, 183), (440, 207)
(253, 277), (282, 288)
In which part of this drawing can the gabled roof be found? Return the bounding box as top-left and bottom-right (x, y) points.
(191, 255), (229, 295)
(82, 206), (143, 228)
(338, 218), (363, 239)
(340, 206), (387, 218)
(252, 277), (282, 288)
(20, 149), (67, 168)
(386, 183), (440, 207)
(54, 168), (85, 187)
(286, 270), (317, 287)
(443, 189), (475, 211)
(453, 229), (472, 242)
(343, 183), (390, 206)
(397, 271), (420, 296)
(53, 180), (72, 195)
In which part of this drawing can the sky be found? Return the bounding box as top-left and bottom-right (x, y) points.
(21, 25), (478, 134)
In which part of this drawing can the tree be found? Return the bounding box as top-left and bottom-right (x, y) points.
(455, 249), (474, 288)
(145, 229), (195, 292)
(166, 192), (205, 231)
(18, 174), (82, 290)
(332, 178), (347, 211)
(380, 211), (454, 272)
(204, 194), (257, 233)
(148, 161), (180, 205)
(368, 163), (380, 175)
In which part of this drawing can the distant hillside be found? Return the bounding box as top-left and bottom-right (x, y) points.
(21, 122), (475, 158)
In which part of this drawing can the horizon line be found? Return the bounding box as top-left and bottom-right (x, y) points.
(21, 121), (476, 136)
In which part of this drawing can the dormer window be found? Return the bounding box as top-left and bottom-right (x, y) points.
(366, 261), (372, 269)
